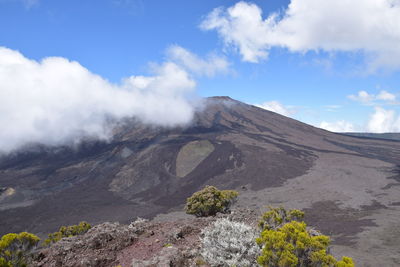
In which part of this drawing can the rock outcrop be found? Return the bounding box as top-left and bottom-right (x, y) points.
(32, 209), (259, 267)
(34, 223), (136, 267)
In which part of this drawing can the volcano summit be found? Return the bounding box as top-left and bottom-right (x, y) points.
(1, 97), (400, 266)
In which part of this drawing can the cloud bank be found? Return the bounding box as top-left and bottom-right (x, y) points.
(319, 106), (400, 133)
(319, 121), (355, 132)
(367, 107), (400, 133)
(201, 0), (400, 70)
(0, 46), (221, 153)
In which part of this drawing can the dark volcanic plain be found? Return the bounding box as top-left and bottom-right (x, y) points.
(1, 97), (400, 266)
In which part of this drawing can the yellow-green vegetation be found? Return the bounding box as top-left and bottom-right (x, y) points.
(185, 185), (238, 217)
(44, 221), (91, 246)
(195, 257), (207, 266)
(256, 207), (354, 267)
(0, 232), (40, 267)
(259, 206), (305, 230)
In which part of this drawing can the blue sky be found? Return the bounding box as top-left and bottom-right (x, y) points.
(1, 0), (400, 151)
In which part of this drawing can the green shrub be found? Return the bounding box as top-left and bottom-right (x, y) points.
(0, 232), (40, 267)
(185, 186), (238, 217)
(256, 207), (355, 267)
(259, 206), (304, 230)
(44, 221), (91, 246)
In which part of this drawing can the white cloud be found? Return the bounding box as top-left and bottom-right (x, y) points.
(166, 45), (230, 77)
(0, 47), (200, 153)
(367, 106), (400, 133)
(200, 2), (272, 63)
(348, 90), (396, 104)
(320, 105), (400, 133)
(255, 101), (294, 117)
(201, 1), (400, 70)
(319, 121), (355, 132)
(347, 91), (375, 103)
(376, 90), (396, 101)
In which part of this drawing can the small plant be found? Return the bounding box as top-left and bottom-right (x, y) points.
(185, 185), (238, 217)
(44, 221), (91, 246)
(0, 232), (40, 267)
(256, 207), (355, 267)
(195, 257), (207, 266)
(259, 206), (304, 230)
(201, 218), (260, 267)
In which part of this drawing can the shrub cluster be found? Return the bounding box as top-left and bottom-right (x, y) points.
(185, 185), (238, 217)
(256, 207), (354, 267)
(0, 232), (40, 267)
(44, 221), (91, 246)
(201, 218), (260, 267)
(195, 203), (355, 267)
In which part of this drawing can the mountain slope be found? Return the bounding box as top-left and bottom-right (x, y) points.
(1, 96), (400, 266)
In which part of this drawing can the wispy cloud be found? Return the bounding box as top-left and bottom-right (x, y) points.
(348, 90), (397, 105)
(324, 105), (341, 112)
(166, 45), (231, 77)
(255, 101), (296, 117)
(376, 90), (396, 101)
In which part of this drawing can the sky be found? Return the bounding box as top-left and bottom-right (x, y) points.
(1, 0), (400, 152)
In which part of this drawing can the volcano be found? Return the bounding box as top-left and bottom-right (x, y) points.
(1, 96), (400, 266)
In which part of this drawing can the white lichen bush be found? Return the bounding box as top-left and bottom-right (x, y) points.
(201, 218), (260, 267)
(128, 217), (148, 234)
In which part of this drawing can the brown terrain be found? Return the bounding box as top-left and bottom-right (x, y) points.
(1, 96), (400, 266)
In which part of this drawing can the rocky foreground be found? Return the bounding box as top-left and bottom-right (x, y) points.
(32, 209), (259, 267)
